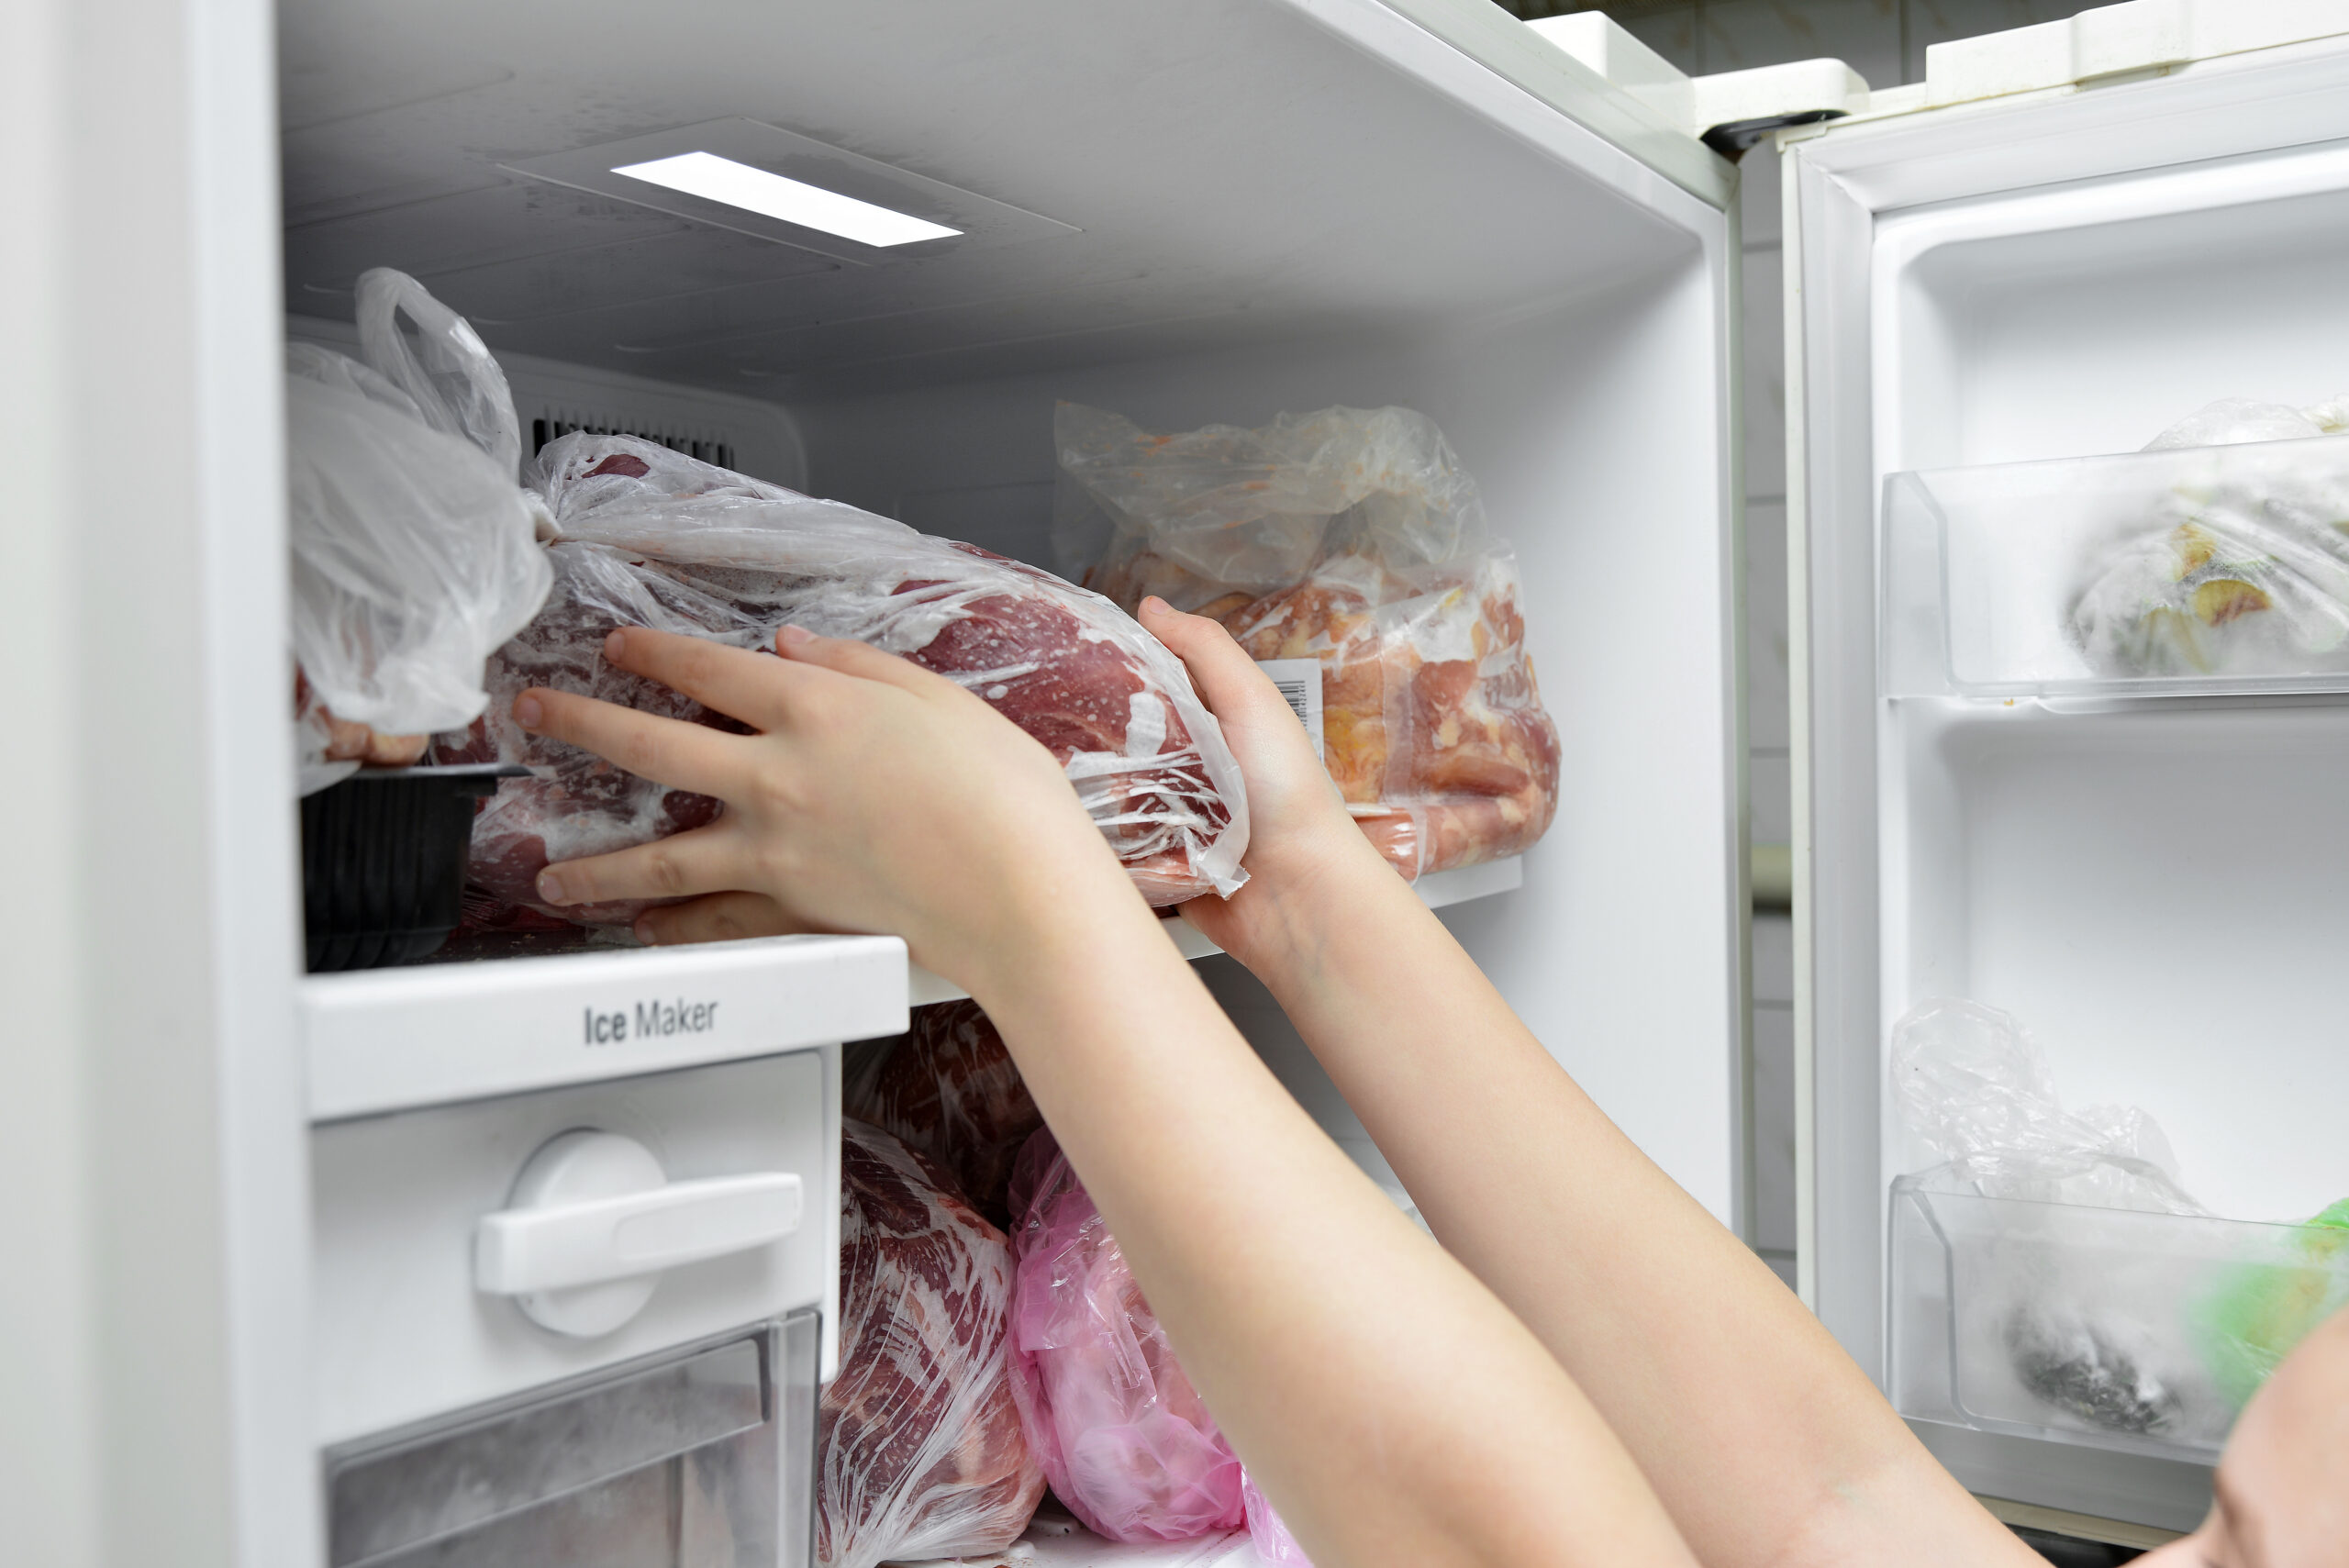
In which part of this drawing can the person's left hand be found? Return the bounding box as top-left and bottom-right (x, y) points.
(516, 624), (1134, 991)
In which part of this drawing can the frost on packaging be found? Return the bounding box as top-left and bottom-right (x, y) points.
(2070, 394), (2349, 680)
(442, 434), (1248, 926)
(1006, 1127), (1308, 1562)
(1058, 402), (1558, 880)
(818, 1121), (1042, 1568)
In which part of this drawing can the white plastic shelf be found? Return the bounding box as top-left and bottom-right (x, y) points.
(907, 855), (1525, 1006)
(301, 933), (907, 1121)
(1881, 434), (2349, 700)
(1889, 1178), (2349, 1463)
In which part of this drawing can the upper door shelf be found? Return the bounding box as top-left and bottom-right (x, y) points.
(1882, 434), (2349, 700)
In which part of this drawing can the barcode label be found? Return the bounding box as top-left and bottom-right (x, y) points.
(1255, 659), (1324, 761)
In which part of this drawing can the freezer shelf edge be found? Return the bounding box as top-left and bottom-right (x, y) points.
(302, 932), (908, 1121)
(906, 856), (1525, 1007)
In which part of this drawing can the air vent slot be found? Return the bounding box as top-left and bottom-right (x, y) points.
(529, 411), (735, 473)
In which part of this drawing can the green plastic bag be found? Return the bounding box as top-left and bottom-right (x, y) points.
(2196, 1197), (2349, 1407)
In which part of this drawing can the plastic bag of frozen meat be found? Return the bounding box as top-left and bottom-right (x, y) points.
(1059, 402), (1559, 880)
(820, 1120), (1043, 1568)
(847, 1001), (1042, 1229)
(284, 268), (551, 793)
(442, 433), (1249, 926)
(1006, 1126), (1308, 1562)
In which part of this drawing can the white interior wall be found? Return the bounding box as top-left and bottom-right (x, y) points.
(786, 255), (1744, 1220)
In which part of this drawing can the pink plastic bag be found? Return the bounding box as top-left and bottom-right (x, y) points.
(818, 1121), (1043, 1568)
(1005, 1128), (1308, 1561)
(443, 433), (1249, 925)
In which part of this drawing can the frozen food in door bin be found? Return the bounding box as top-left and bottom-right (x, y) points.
(2070, 394), (2349, 680)
(445, 434), (1249, 927)
(1060, 402), (1558, 879)
(846, 1001), (1042, 1229)
(1006, 1127), (1307, 1562)
(820, 1121), (1042, 1568)
(285, 268), (551, 795)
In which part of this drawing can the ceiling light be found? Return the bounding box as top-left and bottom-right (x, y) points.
(610, 151), (961, 248)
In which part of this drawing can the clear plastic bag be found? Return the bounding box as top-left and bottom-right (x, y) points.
(445, 434), (1248, 925)
(2070, 395), (2349, 680)
(1059, 403), (1558, 880)
(846, 1001), (1042, 1229)
(1890, 996), (2202, 1216)
(819, 1120), (1043, 1568)
(285, 270), (552, 794)
(1005, 1128), (1307, 1562)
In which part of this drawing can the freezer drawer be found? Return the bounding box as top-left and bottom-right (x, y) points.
(325, 1311), (820, 1568)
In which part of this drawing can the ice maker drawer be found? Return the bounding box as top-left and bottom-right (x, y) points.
(312, 1050), (840, 1445)
(326, 1311), (819, 1568)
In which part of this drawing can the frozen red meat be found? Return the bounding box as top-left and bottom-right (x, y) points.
(846, 1001), (1042, 1229)
(446, 435), (1248, 925)
(819, 1120), (1043, 1568)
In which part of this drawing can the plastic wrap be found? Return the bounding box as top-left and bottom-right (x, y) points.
(1006, 1128), (1306, 1562)
(1890, 996), (2202, 1216)
(285, 270), (552, 795)
(819, 1120), (1043, 1568)
(445, 434), (1248, 925)
(2070, 394), (2349, 679)
(846, 1001), (1042, 1229)
(1059, 402), (1557, 879)
(2198, 1196), (2349, 1407)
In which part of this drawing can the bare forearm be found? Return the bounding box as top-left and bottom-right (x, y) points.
(966, 872), (1698, 1568)
(1229, 848), (2031, 1568)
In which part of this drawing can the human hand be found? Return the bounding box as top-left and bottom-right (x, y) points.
(1136, 597), (1392, 964)
(514, 625), (1137, 990)
(2137, 1305), (2349, 1568)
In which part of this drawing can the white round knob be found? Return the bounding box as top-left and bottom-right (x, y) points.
(500, 1129), (665, 1338)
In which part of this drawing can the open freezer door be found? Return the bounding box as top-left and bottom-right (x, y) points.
(1786, 4), (2349, 1534)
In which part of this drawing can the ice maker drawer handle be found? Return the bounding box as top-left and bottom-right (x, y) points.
(475, 1170), (805, 1296)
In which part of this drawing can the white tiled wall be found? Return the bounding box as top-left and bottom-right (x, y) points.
(1565, 0), (2087, 1275)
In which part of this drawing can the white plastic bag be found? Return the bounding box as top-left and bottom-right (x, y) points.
(285, 270), (551, 793)
(445, 434), (1249, 925)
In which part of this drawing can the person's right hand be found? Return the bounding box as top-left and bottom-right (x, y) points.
(513, 624), (1139, 994)
(1136, 596), (1394, 966)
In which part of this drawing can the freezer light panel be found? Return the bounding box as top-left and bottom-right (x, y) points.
(610, 151), (961, 247)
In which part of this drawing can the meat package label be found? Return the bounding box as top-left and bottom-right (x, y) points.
(1255, 658), (1325, 761)
(584, 998), (721, 1045)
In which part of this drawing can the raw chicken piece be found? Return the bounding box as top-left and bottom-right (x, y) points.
(847, 1001), (1042, 1228)
(819, 1120), (1043, 1568)
(1220, 551), (1559, 879)
(448, 437), (1247, 926)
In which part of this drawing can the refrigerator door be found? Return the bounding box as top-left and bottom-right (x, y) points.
(1788, 22), (2349, 1529)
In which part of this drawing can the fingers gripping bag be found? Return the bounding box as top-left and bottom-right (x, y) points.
(284, 268), (552, 793)
(1058, 402), (1559, 880)
(445, 433), (1248, 925)
(846, 1001), (1043, 1229)
(1006, 1128), (1308, 1562)
(820, 1120), (1043, 1568)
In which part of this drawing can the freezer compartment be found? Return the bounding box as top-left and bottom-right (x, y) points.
(326, 1311), (819, 1568)
(1888, 1181), (2349, 1463)
(1882, 435), (2349, 699)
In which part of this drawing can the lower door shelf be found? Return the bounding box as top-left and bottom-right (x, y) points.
(1888, 1178), (2349, 1463)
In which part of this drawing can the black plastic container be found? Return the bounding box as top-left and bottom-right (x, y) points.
(301, 764), (519, 972)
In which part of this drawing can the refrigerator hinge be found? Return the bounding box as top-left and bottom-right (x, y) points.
(1527, 14), (1868, 158)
